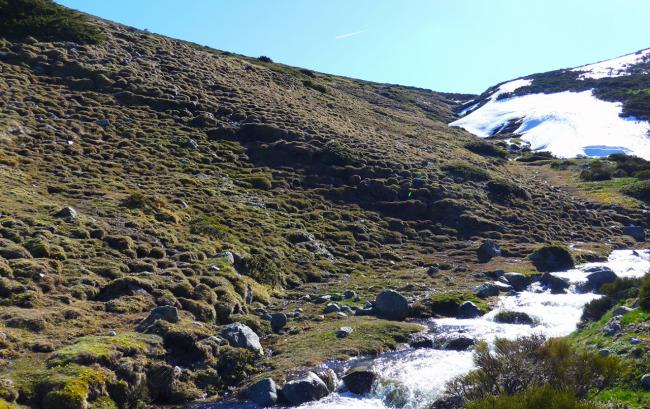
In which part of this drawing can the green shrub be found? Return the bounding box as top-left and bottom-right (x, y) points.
(302, 79), (328, 93)
(608, 154), (650, 175)
(581, 297), (615, 322)
(639, 273), (650, 311)
(633, 169), (650, 180)
(442, 162), (492, 181)
(0, 0), (104, 44)
(579, 161), (614, 181)
(487, 179), (531, 201)
(445, 335), (619, 401)
(621, 180), (650, 202)
(582, 276), (642, 322)
(257, 56), (273, 63)
(464, 385), (602, 409)
(465, 140), (508, 158)
(241, 174), (273, 190)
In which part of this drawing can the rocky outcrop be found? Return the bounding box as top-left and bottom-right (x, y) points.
(219, 323), (263, 354)
(374, 290), (409, 321)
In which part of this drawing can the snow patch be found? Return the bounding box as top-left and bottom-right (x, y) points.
(572, 48), (650, 80)
(450, 89), (650, 160)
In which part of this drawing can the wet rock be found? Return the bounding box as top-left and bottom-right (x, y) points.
(342, 366), (376, 395)
(493, 310), (535, 325)
(584, 267), (617, 292)
(431, 396), (463, 409)
(313, 368), (338, 392)
(410, 335), (435, 349)
(281, 372), (330, 405)
(247, 378), (278, 407)
(630, 337), (641, 345)
(623, 225), (645, 241)
(457, 301), (482, 319)
(55, 206), (78, 219)
(270, 312), (288, 333)
(529, 246), (574, 272)
(219, 323), (263, 354)
(477, 240), (501, 263)
(374, 290), (409, 321)
(493, 281), (513, 292)
(503, 273), (530, 291)
(137, 305), (179, 332)
(473, 282), (499, 299)
(439, 336), (475, 351)
(540, 273), (570, 293)
(336, 326), (353, 338)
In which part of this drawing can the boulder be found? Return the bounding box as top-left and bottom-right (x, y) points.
(323, 303), (341, 314)
(493, 310), (535, 325)
(247, 378), (277, 407)
(343, 290), (356, 299)
(584, 267), (617, 291)
(540, 273), (570, 293)
(219, 323), (263, 354)
(270, 312), (288, 333)
(137, 305), (179, 332)
(409, 335), (435, 349)
(336, 326), (353, 338)
(473, 283), (499, 299)
(313, 368), (338, 392)
(641, 373), (650, 390)
(439, 336), (475, 351)
(281, 372), (330, 405)
(503, 273), (530, 291)
(457, 301), (482, 319)
(603, 316), (622, 336)
(611, 306), (634, 316)
(342, 366), (376, 395)
(477, 240), (501, 263)
(623, 225), (645, 242)
(529, 246), (575, 272)
(55, 206), (78, 219)
(374, 290), (409, 321)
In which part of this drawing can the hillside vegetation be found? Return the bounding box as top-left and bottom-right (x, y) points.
(0, 1), (648, 408)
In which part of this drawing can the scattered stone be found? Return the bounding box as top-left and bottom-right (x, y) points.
(219, 323), (263, 354)
(503, 272), (530, 292)
(330, 293), (343, 301)
(218, 250), (235, 264)
(55, 206), (78, 219)
(477, 240), (501, 263)
(641, 373), (650, 390)
(281, 372), (330, 405)
(457, 301), (482, 319)
(96, 118), (111, 128)
(323, 303), (341, 314)
(623, 225), (645, 241)
(270, 313), (288, 333)
(343, 290), (356, 299)
(410, 335), (435, 349)
(426, 265), (440, 277)
(540, 273), (570, 293)
(598, 349), (610, 357)
(336, 312), (348, 318)
(247, 378), (278, 407)
(440, 336), (475, 351)
(630, 337), (641, 345)
(137, 305), (179, 332)
(342, 366), (376, 395)
(473, 282), (499, 299)
(336, 326), (353, 338)
(493, 281), (513, 292)
(314, 295), (331, 304)
(611, 306), (633, 316)
(313, 368), (338, 392)
(374, 290), (409, 321)
(603, 316), (622, 336)
(108, 330), (117, 337)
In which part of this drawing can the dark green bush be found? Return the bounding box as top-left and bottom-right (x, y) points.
(465, 140), (508, 158)
(639, 273), (650, 311)
(579, 161), (614, 181)
(442, 162), (492, 181)
(634, 169), (650, 180)
(582, 276), (641, 322)
(446, 335), (619, 401)
(621, 180), (650, 202)
(257, 56), (273, 63)
(303, 79), (328, 93)
(464, 386), (602, 409)
(608, 154), (650, 175)
(0, 0), (104, 44)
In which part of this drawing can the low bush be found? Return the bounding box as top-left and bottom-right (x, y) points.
(0, 0), (104, 44)
(639, 273), (650, 311)
(442, 162), (492, 182)
(581, 276), (642, 322)
(464, 385), (602, 409)
(579, 161), (614, 181)
(257, 56), (273, 63)
(621, 180), (650, 202)
(465, 140), (508, 158)
(446, 335), (619, 402)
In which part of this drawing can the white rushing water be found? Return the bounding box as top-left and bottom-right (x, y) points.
(208, 250), (650, 409)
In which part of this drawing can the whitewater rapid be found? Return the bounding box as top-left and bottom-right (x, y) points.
(208, 250), (650, 409)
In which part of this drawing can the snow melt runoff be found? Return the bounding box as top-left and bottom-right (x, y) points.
(450, 79), (650, 160)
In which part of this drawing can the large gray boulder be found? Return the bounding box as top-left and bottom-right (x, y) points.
(530, 246), (574, 272)
(540, 273), (570, 293)
(137, 305), (179, 332)
(342, 366), (377, 395)
(281, 372), (330, 405)
(219, 323), (263, 354)
(246, 378), (277, 407)
(473, 283), (499, 299)
(623, 225), (645, 242)
(374, 290), (409, 321)
(477, 240), (501, 263)
(270, 312), (288, 333)
(584, 266), (617, 291)
(503, 272), (531, 292)
(457, 301), (482, 319)
(641, 373), (650, 390)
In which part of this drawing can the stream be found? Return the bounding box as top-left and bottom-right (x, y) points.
(209, 249), (650, 409)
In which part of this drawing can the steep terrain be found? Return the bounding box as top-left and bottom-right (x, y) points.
(0, 2), (648, 408)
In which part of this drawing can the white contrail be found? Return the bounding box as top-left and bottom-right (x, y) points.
(335, 29), (367, 40)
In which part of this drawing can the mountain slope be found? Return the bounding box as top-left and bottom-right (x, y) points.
(452, 48), (650, 159)
(0, 2), (647, 408)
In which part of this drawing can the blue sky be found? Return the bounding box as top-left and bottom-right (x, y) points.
(57, 0), (650, 94)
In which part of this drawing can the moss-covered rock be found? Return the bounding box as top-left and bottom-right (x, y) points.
(529, 245), (575, 272)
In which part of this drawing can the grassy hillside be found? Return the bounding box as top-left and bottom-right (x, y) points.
(0, 1), (648, 408)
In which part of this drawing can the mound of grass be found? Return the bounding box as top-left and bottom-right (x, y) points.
(621, 180), (650, 202)
(465, 140), (508, 158)
(424, 291), (490, 317)
(465, 386), (602, 409)
(442, 161), (492, 181)
(0, 0), (104, 44)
